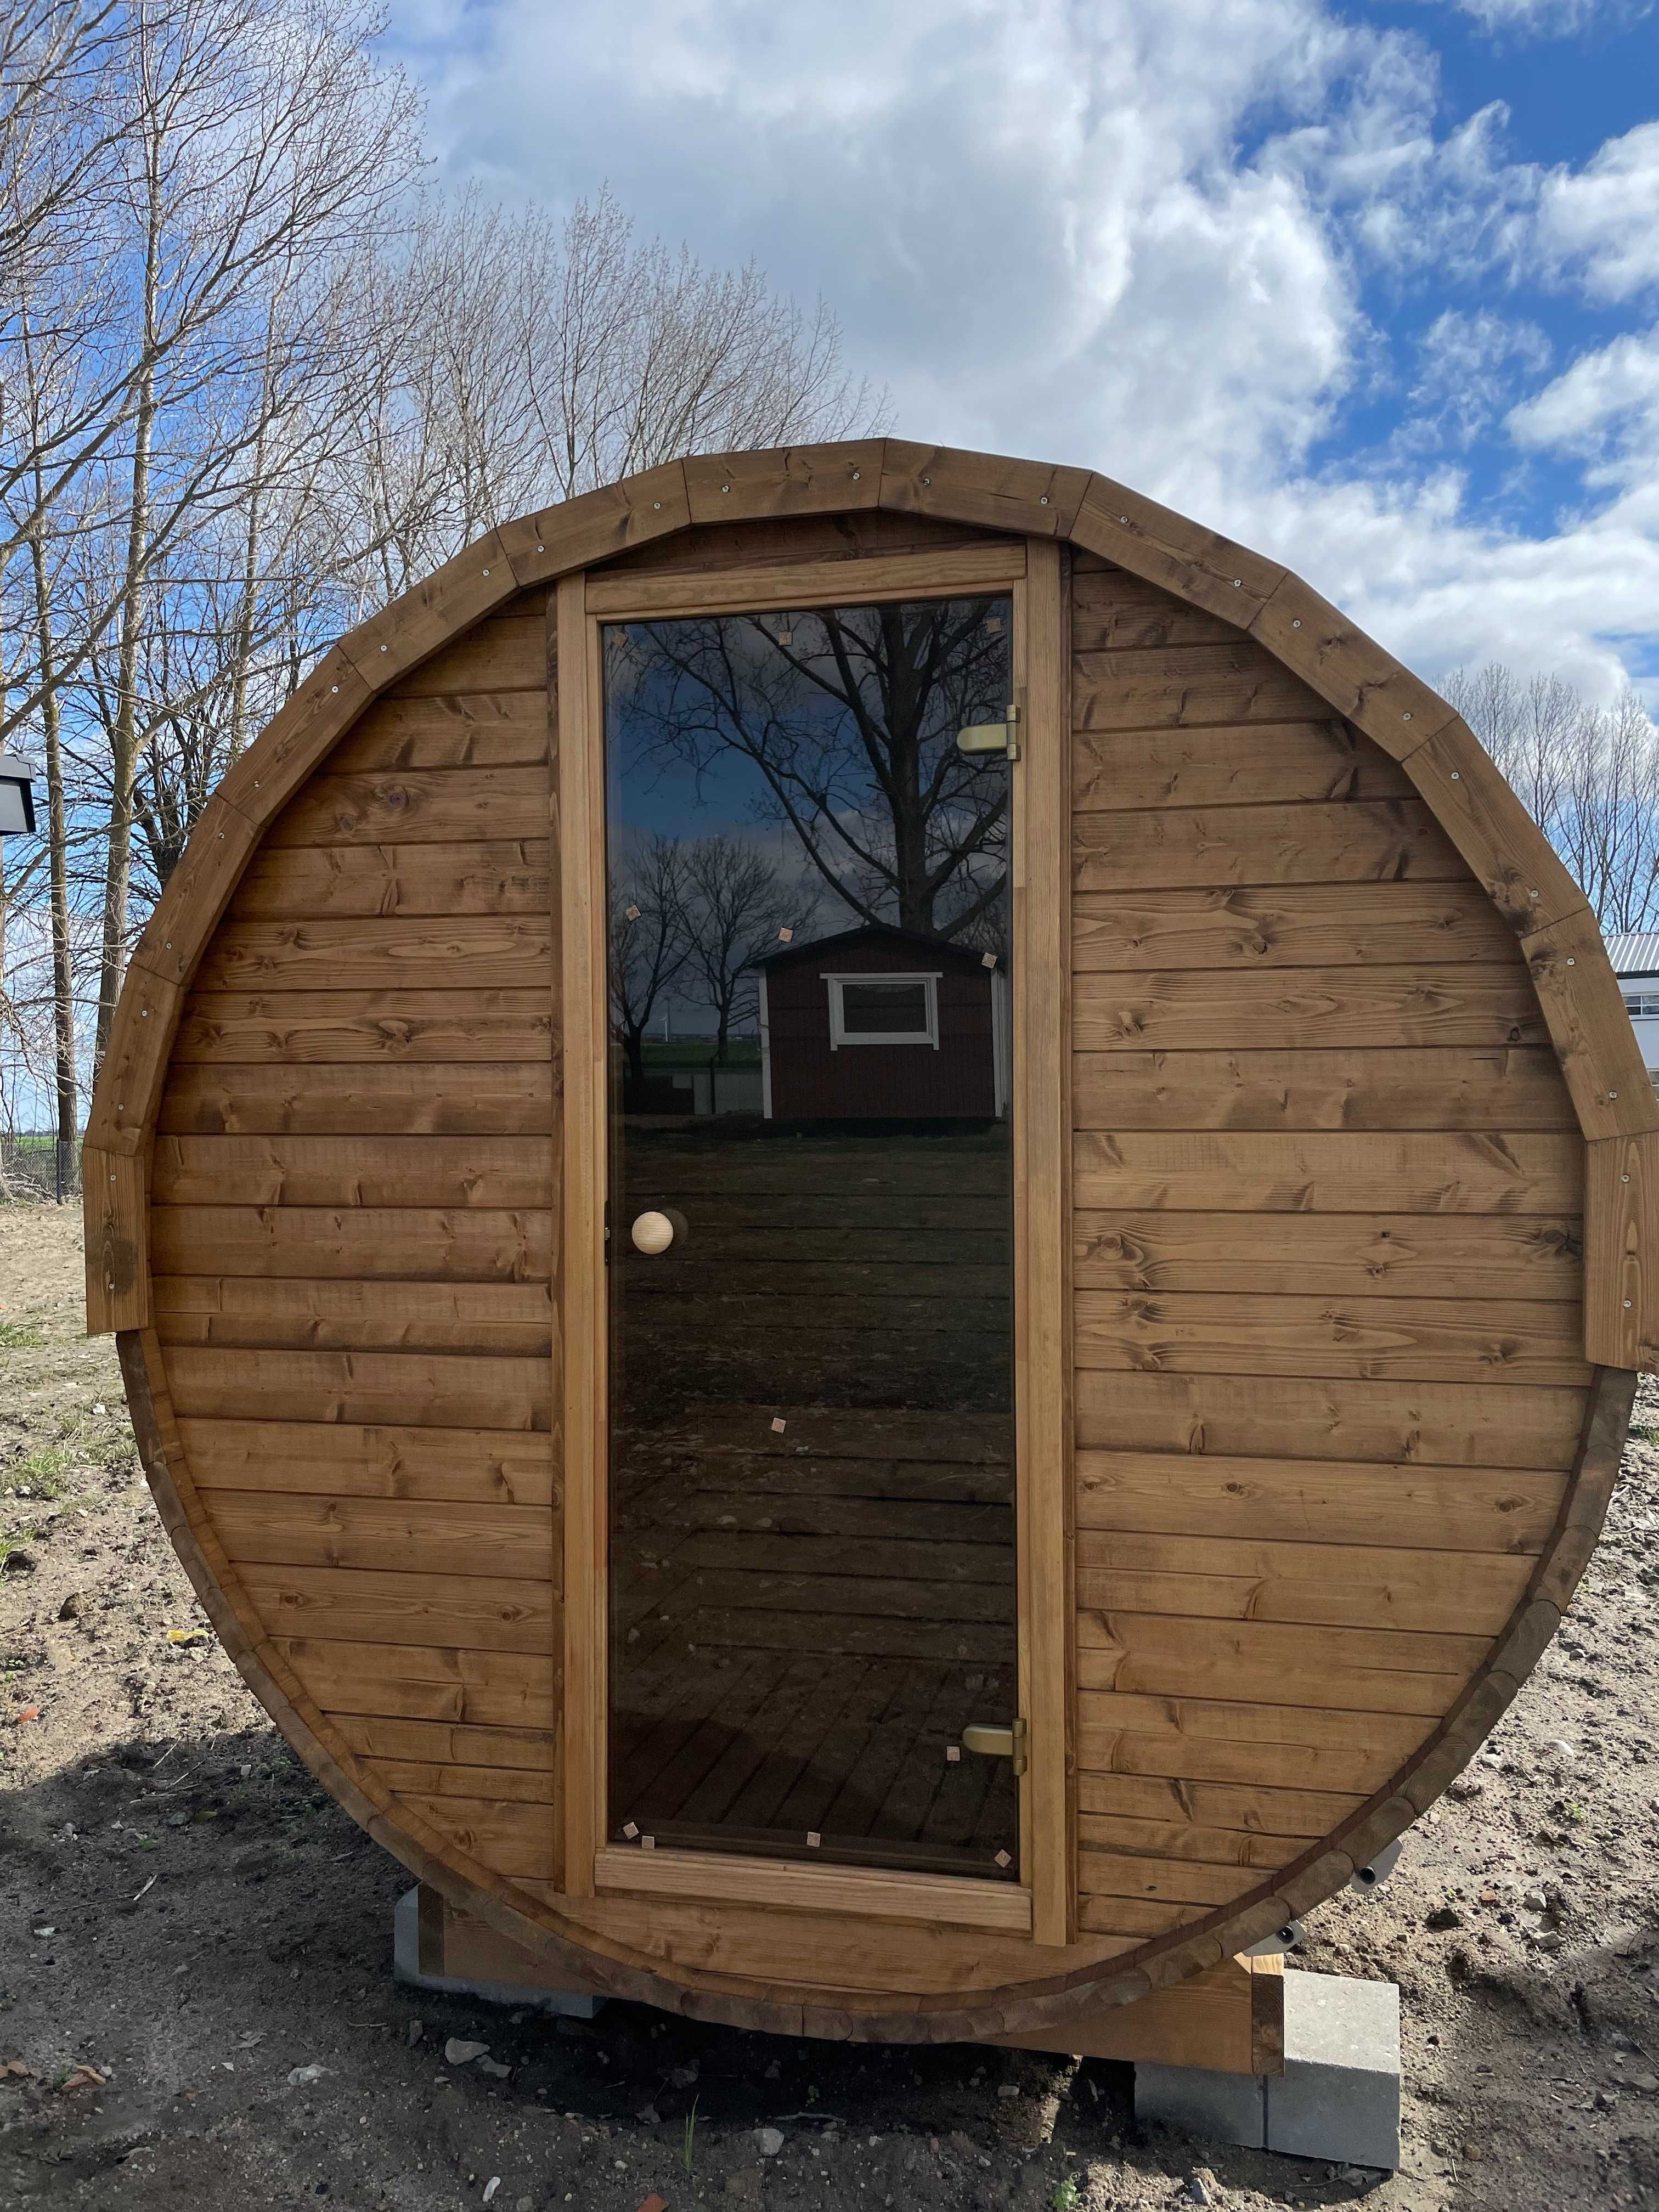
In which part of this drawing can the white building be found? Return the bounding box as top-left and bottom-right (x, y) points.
(1606, 933), (1659, 1079)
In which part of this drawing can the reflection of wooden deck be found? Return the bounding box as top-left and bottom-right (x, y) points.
(610, 1124), (1019, 1875)
(610, 1409), (1019, 1876)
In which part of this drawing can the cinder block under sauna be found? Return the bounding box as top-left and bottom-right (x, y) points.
(86, 439), (1657, 2044)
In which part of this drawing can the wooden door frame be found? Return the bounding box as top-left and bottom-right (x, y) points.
(555, 542), (1072, 1943)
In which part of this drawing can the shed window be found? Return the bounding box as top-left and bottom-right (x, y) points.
(826, 972), (940, 1048)
(1624, 991), (1659, 1017)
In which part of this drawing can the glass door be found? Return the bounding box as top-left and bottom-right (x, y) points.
(603, 591), (1019, 1878)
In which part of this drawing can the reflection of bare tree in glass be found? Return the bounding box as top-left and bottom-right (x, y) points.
(609, 832), (686, 1087)
(681, 836), (807, 1064)
(613, 600), (1011, 942)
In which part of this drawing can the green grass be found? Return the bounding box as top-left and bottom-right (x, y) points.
(5, 1444), (75, 1499)
(0, 1317), (46, 1348)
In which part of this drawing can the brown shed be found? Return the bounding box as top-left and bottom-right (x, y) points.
(757, 922), (1008, 1120)
(83, 439), (1657, 2064)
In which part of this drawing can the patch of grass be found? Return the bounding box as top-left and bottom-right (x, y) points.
(1052, 2181), (1081, 2212)
(0, 1317), (45, 1348)
(5, 1444), (75, 1500)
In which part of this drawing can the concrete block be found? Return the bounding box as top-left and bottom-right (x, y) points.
(392, 1888), (603, 2018)
(1266, 1970), (1400, 2170)
(1135, 2059), (1266, 2149)
(1135, 1971), (1401, 2171)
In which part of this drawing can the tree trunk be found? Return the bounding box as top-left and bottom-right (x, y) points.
(27, 522), (76, 1188)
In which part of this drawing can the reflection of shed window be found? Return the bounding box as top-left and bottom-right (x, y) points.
(826, 972), (940, 1049)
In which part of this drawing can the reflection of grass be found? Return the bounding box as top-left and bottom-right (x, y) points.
(641, 1040), (761, 1070)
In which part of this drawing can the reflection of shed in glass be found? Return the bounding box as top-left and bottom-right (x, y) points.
(757, 923), (1009, 1119)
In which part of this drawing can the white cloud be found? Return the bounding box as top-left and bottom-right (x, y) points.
(381, 0), (1659, 702)
(1537, 122), (1659, 300)
(1446, 0), (1644, 29)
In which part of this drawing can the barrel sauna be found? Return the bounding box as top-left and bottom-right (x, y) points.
(84, 442), (1655, 2045)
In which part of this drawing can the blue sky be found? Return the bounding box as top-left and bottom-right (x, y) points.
(381, 0), (1659, 703)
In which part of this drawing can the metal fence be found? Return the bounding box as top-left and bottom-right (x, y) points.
(0, 1135), (82, 1203)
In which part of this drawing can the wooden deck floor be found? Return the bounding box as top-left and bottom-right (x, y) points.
(610, 1410), (1018, 1874)
(610, 1121), (1019, 1877)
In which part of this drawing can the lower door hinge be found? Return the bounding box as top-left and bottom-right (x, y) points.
(962, 1716), (1029, 1775)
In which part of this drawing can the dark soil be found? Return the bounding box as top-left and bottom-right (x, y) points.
(4, 1202), (1659, 2210)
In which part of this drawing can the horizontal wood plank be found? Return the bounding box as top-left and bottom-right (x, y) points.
(1073, 642), (1324, 731)
(386, 614), (546, 696)
(1073, 966), (1548, 1051)
(159, 1062), (554, 1137)
(1073, 1132), (1582, 1214)
(1075, 1849), (1261, 1908)
(586, 541), (1025, 618)
(1076, 1810), (1295, 1870)
(157, 1275), (554, 1356)
(391, 1792), (553, 1878)
(592, 1846), (1032, 1933)
(193, 918), (553, 994)
(174, 990), (552, 1064)
(1074, 800), (1465, 891)
(267, 767), (550, 849)
(330, 1713), (557, 1770)
(326, 691), (548, 772)
(1073, 1289), (1590, 1385)
(151, 1206), (551, 1281)
(1075, 1369), (1587, 1468)
(151, 1135), (552, 1207)
(1076, 1771), (1367, 1839)
(1075, 1528), (1532, 1633)
(1074, 1209), (1582, 1300)
(1072, 883), (1519, 969)
(1071, 1047), (1575, 1132)
(276, 1637), (552, 1726)
(1073, 723), (1414, 811)
(364, 1758), (556, 1805)
(1075, 1688), (1424, 1793)
(242, 1562), (555, 1651)
(1074, 1448), (1566, 1553)
(1070, 569), (1250, 652)
(1077, 1612), (1487, 1714)
(229, 840), (550, 921)
(163, 1346), (551, 1429)
(179, 1419), (554, 1505)
(202, 1489), (555, 1581)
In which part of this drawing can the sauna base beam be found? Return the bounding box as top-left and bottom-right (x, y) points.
(1135, 1970), (1401, 2171)
(394, 1886), (1284, 2073)
(393, 1888), (602, 2019)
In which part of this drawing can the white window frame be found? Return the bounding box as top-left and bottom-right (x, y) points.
(823, 970), (941, 1050)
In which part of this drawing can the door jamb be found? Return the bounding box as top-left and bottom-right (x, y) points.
(556, 545), (1071, 1941)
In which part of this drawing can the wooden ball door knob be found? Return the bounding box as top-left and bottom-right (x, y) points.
(630, 1210), (675, 1255)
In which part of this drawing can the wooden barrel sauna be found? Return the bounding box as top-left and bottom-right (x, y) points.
(84, 441), (1655, 2042)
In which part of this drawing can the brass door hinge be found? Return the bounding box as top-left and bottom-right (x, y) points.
(955, 702), (1019, 762)
(962, 1716), (1029, 1775)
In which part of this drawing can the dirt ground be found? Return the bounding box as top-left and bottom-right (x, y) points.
(4, 1204), (1659, 2211)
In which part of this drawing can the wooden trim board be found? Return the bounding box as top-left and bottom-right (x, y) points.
(1015, 538), (1074, 1946)
(555, 575), (609, 1896)
(594, 1847), (1034, 1934)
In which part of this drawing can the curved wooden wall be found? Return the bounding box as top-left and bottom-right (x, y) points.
(84, 441), (1651, 2037)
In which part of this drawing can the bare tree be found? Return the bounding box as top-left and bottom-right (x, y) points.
(679, 836), (804, 1064)
(613, 600), (1012, 941)
(610, 834), (689, 1090)
(1446, 663), (1659, 931)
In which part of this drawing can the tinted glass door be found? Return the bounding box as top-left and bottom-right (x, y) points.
(605, 592), (1017, 1878)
